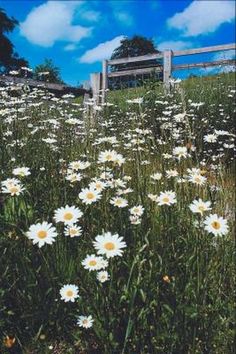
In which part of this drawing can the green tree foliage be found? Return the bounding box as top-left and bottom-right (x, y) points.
(34, 59), (64, 84)
(0, 8), (28, 73)
(110, 35), (162, 89)
(111, 35), (160, 70)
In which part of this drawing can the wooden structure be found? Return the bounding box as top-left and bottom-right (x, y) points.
(90, 43), (236, 102)
(0, 75), (87, 97)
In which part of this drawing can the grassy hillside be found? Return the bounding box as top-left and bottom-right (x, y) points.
(0, 72), (235, 353)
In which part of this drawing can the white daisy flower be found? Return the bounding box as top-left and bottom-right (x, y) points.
(173, 146), (188, 160)
(204, 134), (217, 143)
(77, 315), (94, 328)
(188, 173), (207, 185)
(203, 214), (228, 236)
(12, 167), (31, 177)
(60, 284), (79, 302)
(189, 199), (211, 215)
(64, 224), (82, 238)
(157, 191), (177, 206)
(129, 215), (142, 225)
(113, 153), (125, 166)
(129, 205), (144, 217)
(54, 205), (83, 225)
(166, 169), (178, 178)
(98, 150), (117, 163)
(89, 180), (107, 192)
(79, 188), (102, 205)
(69, 160), (91, 171)
(82, 254), (108, 271)
(97, 271), (110, 283)
(27, 222), (57, 248)
(65, 172), (82, 183)
(150, 172), (162, 181)
(1, 180), (25, 196)
(148, 193), (158, 202)
(110, 197), (128, 208)
(93, 232), (127, 258)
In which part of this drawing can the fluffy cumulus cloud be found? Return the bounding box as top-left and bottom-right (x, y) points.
(114, 12), (134, 27)
(167, 0), (235, 36)
(213, 49), (236, 61)
(80, 35), (125, 64)
(64, 44), (77, 52)
(109, 1), (134, 27)
(20, 1), (92, 47)
(80, 10), (101, 22)
(200, 49), (236, 75)
(158, 40), (193, 51)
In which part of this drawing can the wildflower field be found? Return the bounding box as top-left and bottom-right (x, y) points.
(0, 73), (235, 353)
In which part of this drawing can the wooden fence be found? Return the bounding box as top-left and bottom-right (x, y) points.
(0, 75), (87, 97)
(90, 43), (236, 102)
(0, 75), (66, 91)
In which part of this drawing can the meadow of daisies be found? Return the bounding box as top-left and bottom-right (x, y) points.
(0, 73), (235, 353)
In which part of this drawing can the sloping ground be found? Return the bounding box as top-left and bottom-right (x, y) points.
(0, 72), (235, 354)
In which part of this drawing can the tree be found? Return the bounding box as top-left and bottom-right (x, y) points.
(0, 8), (28, 73)
(110, 35), (162, 89)
(34, 59), (64, 84)
(111, 35), (160, 70)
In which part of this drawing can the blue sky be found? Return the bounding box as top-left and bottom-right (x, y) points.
(1, 0), (235, 86)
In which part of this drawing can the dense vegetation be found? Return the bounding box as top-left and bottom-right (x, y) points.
(0, 73), (235, 353)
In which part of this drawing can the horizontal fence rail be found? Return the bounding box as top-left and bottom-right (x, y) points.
(108, 53), (163, 65)
(172, 43), (236, 57)
(89, 43), (236, 103)
(173, 59), (236, 71)
(0, 75), (67, 91)
(108, 66), (163, 78)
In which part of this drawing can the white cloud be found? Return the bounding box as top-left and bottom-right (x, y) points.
(80, 10), (101, 22)
(158, 40), (193, 51)
(199, 49), (235, 75)
(167, 0), (235, 36)
(109, 1), (134, 27)
(213, 49), (235, 61)
(20, 1), (92, 47)
(64, 43), (77, 51)
(80, 35), (125, 64)
(114, 12), (134, 26)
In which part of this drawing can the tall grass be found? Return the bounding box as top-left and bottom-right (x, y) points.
(0, 73), (235, 353)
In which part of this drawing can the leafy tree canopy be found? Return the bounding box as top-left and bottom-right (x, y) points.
(0, 8), (28, 73)
(111, 35), (159, 59)
(110, 35), (161, 89)
(34, 59), (64, 84)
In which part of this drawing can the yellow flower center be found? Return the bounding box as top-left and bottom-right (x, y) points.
(66, 290), (74, 297)
(194, 177), (201, 183)
(89, 260), (97, 266)
(211, 221), (221, 230)
(37, 230), (47, 239)
(9, 186), (19, 194)
(104, 242), (115, 250)
(106, 154), (112, 160)
(64, 212), (73, 221)
(69, 228), (77, 236)
(87, 192), (95, 200)
(198, 205), (205, 211)
(163, 197), (169, 203)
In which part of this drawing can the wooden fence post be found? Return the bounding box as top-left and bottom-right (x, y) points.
(90, 73), (102, 104)
(163, 50), (172, 91)
(102, 60), (108, 104)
